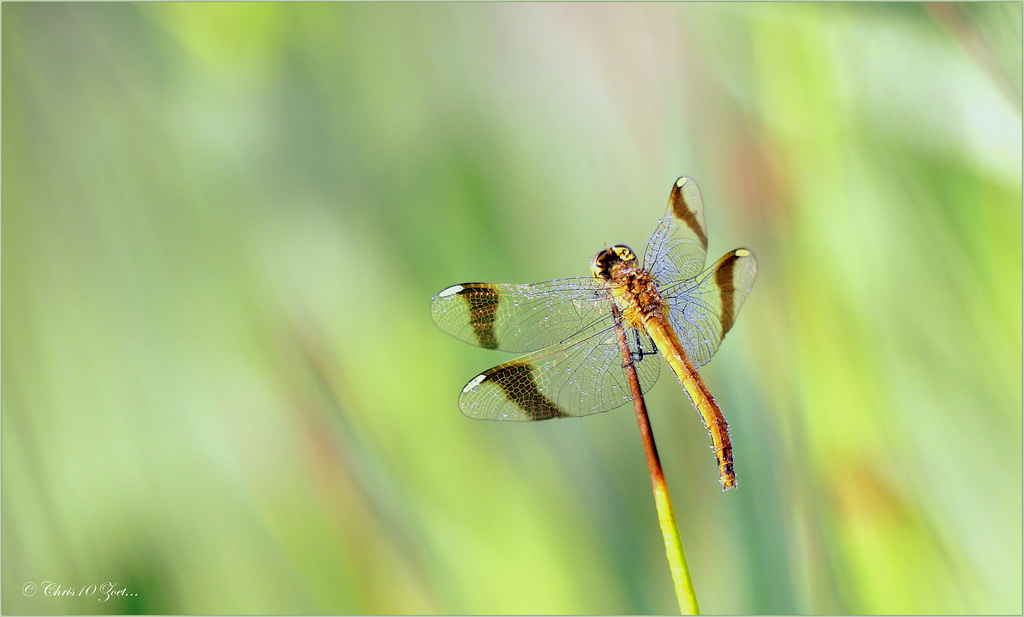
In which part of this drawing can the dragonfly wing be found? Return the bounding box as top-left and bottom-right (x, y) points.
(663, 249), (757, 368)
(458, 324), (661, 421)
(644, 177), (710, 284)
(431, 278), (611, 352)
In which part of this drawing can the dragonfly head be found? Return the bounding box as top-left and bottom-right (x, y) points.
(591, 244), (637, 281)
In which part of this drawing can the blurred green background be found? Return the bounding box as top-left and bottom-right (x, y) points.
(3, 2), (1021, 614)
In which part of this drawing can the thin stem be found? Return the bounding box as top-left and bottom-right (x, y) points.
(612, 306), (700, 615)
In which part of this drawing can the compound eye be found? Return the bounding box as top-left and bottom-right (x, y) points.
(614, 245), (635, 261)
(590, 252), (606, 279)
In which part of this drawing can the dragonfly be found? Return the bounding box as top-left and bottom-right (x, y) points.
(431, 177), (756, 489)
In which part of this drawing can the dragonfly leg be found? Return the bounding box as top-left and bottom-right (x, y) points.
(630, 331), (659, 363)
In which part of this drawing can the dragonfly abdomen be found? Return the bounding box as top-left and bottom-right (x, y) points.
(641, 313), (737, 490)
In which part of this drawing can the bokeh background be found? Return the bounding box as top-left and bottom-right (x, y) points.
(3, 2), (1021, 615)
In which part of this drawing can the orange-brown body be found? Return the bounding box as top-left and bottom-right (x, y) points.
(592, 244), (736, 489)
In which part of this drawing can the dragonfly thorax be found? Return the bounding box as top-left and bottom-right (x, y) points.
(591, 244), (665, 328)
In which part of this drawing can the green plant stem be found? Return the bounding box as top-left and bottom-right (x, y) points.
(612, 307), (700, 615)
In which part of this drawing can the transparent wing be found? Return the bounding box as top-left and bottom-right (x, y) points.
(661, 249), (758, 368)
(431, 277), (611, 352)
(458, 324), (662, 421)
(644, 177), (710, 285)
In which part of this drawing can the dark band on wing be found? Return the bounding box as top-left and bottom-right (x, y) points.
(480, 361), (566, 420)
(714, 251), (741, 334)
(669, 179), (708, 251)
(455, 283), (500, 349)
